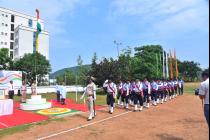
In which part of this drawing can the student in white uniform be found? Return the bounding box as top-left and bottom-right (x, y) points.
(103, 77), (117, 114)
(60, 82), (67, 105)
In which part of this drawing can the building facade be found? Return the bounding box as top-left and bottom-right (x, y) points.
(0, 7), (49, 60)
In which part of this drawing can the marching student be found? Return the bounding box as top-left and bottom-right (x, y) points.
(117, 80), (123, 106)
(103, 77), (117, 114)
(170, 79), (175, 98)
(157, 80), (164, 104)
(81, 77), (97, 121)
(130, 80), (136, 105)
(151, 79), (158, 106)
(143, 78), (151, 108)
(8, 80), (15, 99)
(174, 79), (178, 97)
(163, 80), (169, 102)
(121, 80), (130, 110)
(133, 79), (144, 111)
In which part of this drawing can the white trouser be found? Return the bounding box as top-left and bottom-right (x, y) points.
(87, 96), (94, 119)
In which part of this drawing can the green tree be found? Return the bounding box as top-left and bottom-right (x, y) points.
(0, 48), (13, 70)
(13, 52), (51, 85)
(178, 61), (202, 81)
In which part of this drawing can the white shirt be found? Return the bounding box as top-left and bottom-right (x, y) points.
(199, 78), (209, 105)
(103, 82), (117, 95)
(8, 84), (14, 91)
(134, 82), (143, 93)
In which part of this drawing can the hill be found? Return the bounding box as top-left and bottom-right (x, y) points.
(50, 64), (91, 78)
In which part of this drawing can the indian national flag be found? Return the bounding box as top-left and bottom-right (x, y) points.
(35, 9), (41, 51)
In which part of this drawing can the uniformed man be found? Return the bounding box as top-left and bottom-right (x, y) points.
(81, 77), (96, 121)
(143, 78), (151, 108)
(170, 80), (175, 99)
(55, 84), (61, 102)
(121, 80), (130, 110)
(167, 80), (173, 100)
(151, 79), (158, 106)
(133, 79), (144, 111)
(8, 81), (15, 99)
(103, 77), (117, 114)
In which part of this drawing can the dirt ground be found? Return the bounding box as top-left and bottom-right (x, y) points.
(2, 95), (209, 140)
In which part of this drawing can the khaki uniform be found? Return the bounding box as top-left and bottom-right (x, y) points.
(81, 82), (96, 120)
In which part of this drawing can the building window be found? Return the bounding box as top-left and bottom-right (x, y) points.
(11, 15), (15, 22)
(5, 15), (8, 17)
(28, 19), (33, 27)
(11, 24), (14, 31)
(10, 42), (14, 49)
(4, 42), (7, 45)
(10, 51), (13, 59)
(1, 32), (3, 35)
(10, 33), (14, 40)
(5, 24), (8, 27)
(5, 33), (7, 36)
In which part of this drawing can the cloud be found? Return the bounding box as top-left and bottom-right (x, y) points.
(109, 0), (209, 37)
(0, 0), (91, 35)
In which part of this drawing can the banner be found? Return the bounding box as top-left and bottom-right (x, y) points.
(0, 71), (22, 89)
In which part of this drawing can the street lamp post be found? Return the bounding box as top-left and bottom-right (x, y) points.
(114, 40), (122, 58)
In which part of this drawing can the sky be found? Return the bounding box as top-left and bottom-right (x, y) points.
(0, 0), (209, 72)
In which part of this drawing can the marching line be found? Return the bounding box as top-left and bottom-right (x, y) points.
(0, 122), (9, 128)
(37, 111), (132, 140)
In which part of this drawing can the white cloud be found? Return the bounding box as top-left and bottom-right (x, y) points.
(0, 0), (91, 35)
(109, 0), (209, 36)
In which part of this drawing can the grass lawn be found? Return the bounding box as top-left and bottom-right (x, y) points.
(0, 82), (201, 138)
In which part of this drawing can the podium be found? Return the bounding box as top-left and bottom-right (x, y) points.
(20, 95), (52, 110)
(0, 99), (13, 116)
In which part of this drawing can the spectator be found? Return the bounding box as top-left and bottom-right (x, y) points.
(198, 71), (209, 127)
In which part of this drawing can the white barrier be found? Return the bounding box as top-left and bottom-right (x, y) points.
(2, 86), (85, 95)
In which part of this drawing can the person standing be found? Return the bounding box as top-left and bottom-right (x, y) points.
(8, 81), (15, 99)
(31, 81), (37, 95)
(143, 78), (151, 108)
(81, 77), (96, 121)
(21, 81), (27, 103)
(178, 78), (184, 95)
(60, 82), (67, 105)
(103, 77), (117, 114)
(133, 79), (144, 111)
(198, 72), (209, 127)
(174, 79), (178, 97)
(55, 84), (61, 103)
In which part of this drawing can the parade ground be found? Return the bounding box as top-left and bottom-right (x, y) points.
(0, 83), (208, 140)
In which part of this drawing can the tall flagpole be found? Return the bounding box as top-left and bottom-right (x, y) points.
(166, 52), (169, 79)
(162, 49), (165, 79)
(174, 48), (179, 79)
(156, 53), (159, 78)
(169, 49), (173, 80)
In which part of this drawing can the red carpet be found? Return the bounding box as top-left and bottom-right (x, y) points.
(0, 99), (104, 129)
(0, 102), (48, 129)
(49, 99), (104, 112)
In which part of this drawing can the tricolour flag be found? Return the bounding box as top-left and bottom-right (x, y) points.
(35, 9), (42, 52)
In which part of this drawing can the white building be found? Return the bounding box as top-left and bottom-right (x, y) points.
(0, 7), (49, 60)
